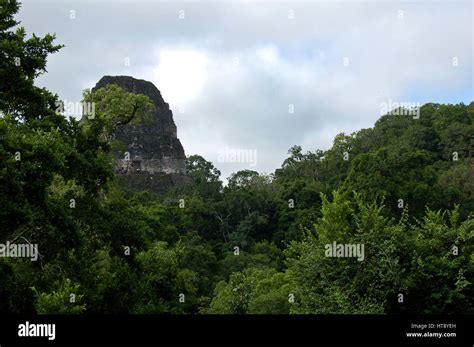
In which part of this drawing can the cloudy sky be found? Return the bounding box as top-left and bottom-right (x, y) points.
(19, 0), (473, 180)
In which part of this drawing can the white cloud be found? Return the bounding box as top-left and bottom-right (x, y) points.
(256, 44), (280, 67)
(151, 49), (209, 105)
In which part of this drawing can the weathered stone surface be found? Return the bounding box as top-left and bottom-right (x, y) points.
(93, 75), (192, 193)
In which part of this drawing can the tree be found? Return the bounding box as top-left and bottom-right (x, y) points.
(33, 279), (86, 314)
(285, 191), (473, 314)
(207, 268), (290, 314)
(186, 155), (221, 187)
(0, 0), (63, 125)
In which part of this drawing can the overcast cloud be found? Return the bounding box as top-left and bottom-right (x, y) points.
(18, 0), (473, 180)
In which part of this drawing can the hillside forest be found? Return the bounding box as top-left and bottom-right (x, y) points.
(0, 0), (473, 314)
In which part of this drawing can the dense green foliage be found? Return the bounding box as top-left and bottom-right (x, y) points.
(0, 1), (473, 314)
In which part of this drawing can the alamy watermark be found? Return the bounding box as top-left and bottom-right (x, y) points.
(0, 241), (39, 261)
(18, 321), (55, 340)
(217, 146), (257, 167)
(380, 99), (420, 119)
(55, 100), (95, 119)
(325, 241), (365, 261)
